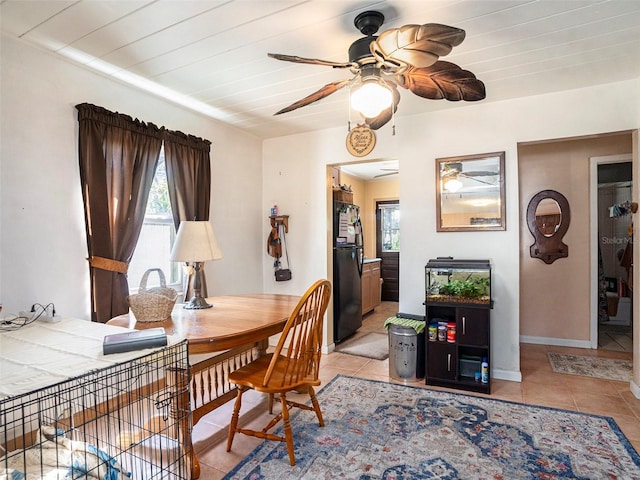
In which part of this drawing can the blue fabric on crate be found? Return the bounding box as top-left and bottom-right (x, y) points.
(2, 426), (131, 480)
(383, 316), (426, 334)
(2, 469), (25, 480)
(66, 442), (132, 480)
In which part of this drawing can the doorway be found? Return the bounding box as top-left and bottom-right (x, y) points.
(332, 160), (400, 302)
(591, 154), (633, 351)
(376, 200), (399, 302)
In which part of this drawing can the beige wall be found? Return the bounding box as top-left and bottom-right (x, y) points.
(519, 132), (633, 341)
(441, 211), (498, 227)
(337, 171), (365, 211)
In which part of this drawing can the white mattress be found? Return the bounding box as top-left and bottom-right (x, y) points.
(0, 317), (182, 399)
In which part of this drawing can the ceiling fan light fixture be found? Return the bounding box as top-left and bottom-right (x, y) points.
(269, 10), (485, 132)
(350, 78), (392, 118)
(444, 177), (463, 193)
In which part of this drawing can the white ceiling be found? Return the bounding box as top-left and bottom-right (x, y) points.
(2, 0), (640, 143)
(340, 159), (399, 181)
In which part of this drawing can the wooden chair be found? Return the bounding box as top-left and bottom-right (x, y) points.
(226, 279), (332, 466)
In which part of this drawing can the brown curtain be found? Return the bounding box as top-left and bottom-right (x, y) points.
(163, 130), (212, 300)
(77, 103), (163, 323)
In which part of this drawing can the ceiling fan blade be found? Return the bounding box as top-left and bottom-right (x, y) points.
(398, 61), (486, 101)
(371, 24), (466, 68)
(268, 53), (352, 69)
(462, 170), (498, 177)
(274, 80), (350, 115)
(365, 107), (392, 130)
(374, 171), (398, 178)
(363, 82), (401, 131)
(460, 173), (496, 186)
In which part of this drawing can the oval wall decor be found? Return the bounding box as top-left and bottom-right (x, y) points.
(526, 189), (571, 264)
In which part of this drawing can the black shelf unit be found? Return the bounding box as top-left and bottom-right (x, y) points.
(424, 258), (492, 394)
(425, 303), (491, 394)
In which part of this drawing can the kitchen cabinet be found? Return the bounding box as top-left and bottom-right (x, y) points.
(362, 259), (382, 315)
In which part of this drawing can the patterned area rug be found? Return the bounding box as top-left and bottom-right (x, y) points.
(548, 352), (632, 381)
(334, 332), (389, 360)
(223, 375), (640, 479)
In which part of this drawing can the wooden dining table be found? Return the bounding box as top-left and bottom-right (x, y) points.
(107, 293), (301, 479)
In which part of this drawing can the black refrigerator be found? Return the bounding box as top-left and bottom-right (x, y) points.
(333, 201), (364, 343)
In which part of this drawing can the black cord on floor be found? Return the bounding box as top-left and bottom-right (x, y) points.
(0, 302), (56, 331)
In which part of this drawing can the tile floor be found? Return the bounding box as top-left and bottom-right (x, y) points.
(192, 302), (640, 479)
(599, 321), (633, 351)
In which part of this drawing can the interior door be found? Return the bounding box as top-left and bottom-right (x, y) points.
(376, 200), (399, 302)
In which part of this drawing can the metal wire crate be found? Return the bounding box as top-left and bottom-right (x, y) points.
(0, 339), (191, 479)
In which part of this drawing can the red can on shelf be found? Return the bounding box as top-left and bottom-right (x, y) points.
(446, 322), (456, 343)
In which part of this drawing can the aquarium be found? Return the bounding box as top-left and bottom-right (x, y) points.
(425, 258), (492, 306)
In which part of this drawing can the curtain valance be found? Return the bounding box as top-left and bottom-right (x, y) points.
(76, 103), (212, 148)
(76, 103), (164, 139)
(163, 129), (211, 152)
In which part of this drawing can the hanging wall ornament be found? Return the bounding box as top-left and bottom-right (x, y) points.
(346, 124), (376, 157)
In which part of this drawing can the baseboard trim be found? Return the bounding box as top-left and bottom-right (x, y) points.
(493, 368), (522, 383)
(323, 343), (335, 355)
(520, 335), (593, 349)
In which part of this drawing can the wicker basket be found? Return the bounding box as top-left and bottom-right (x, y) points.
(127, 268), (178, 322)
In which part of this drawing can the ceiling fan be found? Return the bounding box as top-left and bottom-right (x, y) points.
(441, 162), (498, 188)
(269, 10), (485, 130)
(374, 168), (399, 178)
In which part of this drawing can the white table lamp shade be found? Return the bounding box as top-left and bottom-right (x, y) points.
(170, 221), (223, 262)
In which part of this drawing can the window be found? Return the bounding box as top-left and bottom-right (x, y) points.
(379, 203), (400, 252)
(128, 151), (180, 292)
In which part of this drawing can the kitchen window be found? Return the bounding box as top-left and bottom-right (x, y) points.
(379, 203), (400, 252)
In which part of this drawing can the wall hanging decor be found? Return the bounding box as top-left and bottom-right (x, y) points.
(268, 214), (292, 281)
(526, 189), (571, 264)
(346, 125), (376, 157)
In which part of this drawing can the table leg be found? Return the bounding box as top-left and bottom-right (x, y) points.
(185, 341), (270, 478)
(256, 339), (269, 357)
(167, 366), (200, 479)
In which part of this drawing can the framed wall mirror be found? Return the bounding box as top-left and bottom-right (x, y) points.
(526, 189), (571, 264)
(436, 151), (506, 232)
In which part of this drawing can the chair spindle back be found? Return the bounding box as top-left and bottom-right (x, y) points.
(263, 279), (331, 388)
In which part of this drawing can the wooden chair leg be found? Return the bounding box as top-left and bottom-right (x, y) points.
(226, 387), (244, 452)
(268, 393), (274, 414)
(280, 392), (296, 466)
(308, 386), (324, 427)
